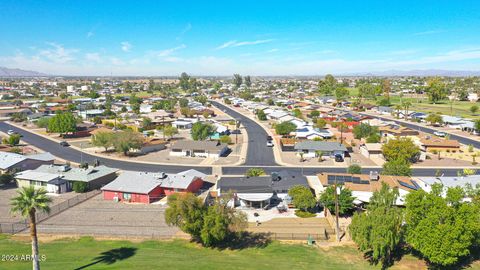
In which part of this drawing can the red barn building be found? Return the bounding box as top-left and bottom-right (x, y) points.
(101, 169), (206, 204)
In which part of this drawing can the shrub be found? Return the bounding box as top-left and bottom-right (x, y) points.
(72, 181), (89, 193)
(219, 135), (232, 144)
(0, 173), (14, 185)
(294, 210), (316, 218)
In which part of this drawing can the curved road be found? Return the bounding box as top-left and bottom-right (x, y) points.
(211, 100), (277, 166)
(0, 122), (212, 174)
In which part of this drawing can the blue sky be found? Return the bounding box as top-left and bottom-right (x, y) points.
(1, 0), (480, 75)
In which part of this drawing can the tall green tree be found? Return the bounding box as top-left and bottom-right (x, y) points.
(47, 112), (77, 136)
(353, 123), (379, 140)
(405, 184), (480, 266)
(112, 131), (144, 155)
(426, 77), (448, 103)
(11, 186), (52, 270)
(179, 72), (191, 91)
(233, 74), (243, 88)
(165, 193), (206, 241)
(350, 183), (403, 268)
(275, 121), (296, 136)
(288, 185), (317, 211)
(381, 137), (420, 163)
(382, 158), (412, 176)
(191, 122), (215, 141)
(425, 113), (443, 126)
(318, 74), (337, 95)
(91, 131), (114, 152)
(244, 75), (252, 87)
(318, 185), (354, 215)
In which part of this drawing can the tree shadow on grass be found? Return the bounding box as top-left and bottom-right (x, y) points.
(210, 232), (272, 250)
(74, 247), (137, 270)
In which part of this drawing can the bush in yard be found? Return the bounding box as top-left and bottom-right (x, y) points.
(347, 164), (362, 174)
(245, 168), (265, 177)
(288, 185), (316, 211)
(191, 122), (215, 141)
(72, 181), (89, 193)
(0, 173), (14, 185)
(294, 210), (316, 218)
(219, 135), (232, 144)
(3, 134), (21, 146)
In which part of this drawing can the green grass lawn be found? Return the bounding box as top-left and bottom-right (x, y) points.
(0, 235), (433, 270)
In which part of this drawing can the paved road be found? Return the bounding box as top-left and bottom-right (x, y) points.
(0, 120), (467, 177)
(221, 166), (462, 177)
(211, 100), (277, 166)
(0, 122), (212, 174)
(360, 113), (480, 148)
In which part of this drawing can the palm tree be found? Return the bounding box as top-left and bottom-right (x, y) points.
(11, 186), (52, 270)
(394, 104), (402, 119)
(402, 101), (412, 120)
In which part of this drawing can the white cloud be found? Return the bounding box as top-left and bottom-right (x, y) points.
(121, 41), (132, 52)
(157, 44), (186, 57)
(110, 57), (125, 66)
(177, 23), (192, 40)
(215, 39), (274, 50)
(38, 42), (77, 64)
(86, 31), (94, 38)
(267, 48), (279, 53)
(85, 53), (102, 63)
(413, 30), (445, 36)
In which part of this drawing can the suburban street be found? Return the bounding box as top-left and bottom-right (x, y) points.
(0, 122), (213, 174)
(0, 118), (466, 177)
(210, 100), (277, 166)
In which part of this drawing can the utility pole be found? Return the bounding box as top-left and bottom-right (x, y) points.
(334, 178), (340, 242)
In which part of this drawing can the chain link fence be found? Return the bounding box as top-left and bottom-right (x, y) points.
(0, 189), (101, 234)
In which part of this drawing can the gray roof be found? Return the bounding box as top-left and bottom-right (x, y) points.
(294, 141), (347, 152)
(15, 170), (59, 182)
(101, 171), (162, 194)
(34, 165), (118, 183)
(171, 140), (228, 152)
(417, 175), (480, 189)
(218, 170), (308, 194)
(101, 169), (206, 193)
(0, 152), (54, 170)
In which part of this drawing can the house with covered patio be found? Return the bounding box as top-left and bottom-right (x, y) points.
(216, 171), (309, 209)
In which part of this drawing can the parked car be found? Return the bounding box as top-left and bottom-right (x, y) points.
(266, 141), (274, 147)
(434, 131), (446, 137)
(334, 154), (344, 162)
(7, 130), (16, 135)
(59, 141), (70, 147)
(267, 135), (273, 141)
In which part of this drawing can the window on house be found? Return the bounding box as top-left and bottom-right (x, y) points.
(123, 193), (131, 200)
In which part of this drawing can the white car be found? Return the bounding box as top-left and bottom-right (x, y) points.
(434, 131), (446, 137)
(7, 130), (16, 135)
(266, 141), (274, 147)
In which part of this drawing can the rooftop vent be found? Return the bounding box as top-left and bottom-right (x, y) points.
(369, 171), (379, 181)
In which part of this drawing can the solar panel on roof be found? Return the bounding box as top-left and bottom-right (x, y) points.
(360, 180), (370, 185)
(352, 177), (361, 184)
(328, 175), (335, 181)
(344, 176), (352, 182)
(398, 180), (418, 190)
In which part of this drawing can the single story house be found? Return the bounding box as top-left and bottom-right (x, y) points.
(15, 164), (118, 193)
(101, 169), (206, 203)
(379, 124), (419, 138)
(414, 175), (480, 196)
(317, 172), (419, 206)
(0, 152), (55, 173)
(294, 141), (347, 158)
(359, 143), (383, 159)
(420, 138), (460, 153)
(170, 140), (228, 158)
(217, 170), (309, 209)
(172, 119), (196, 129)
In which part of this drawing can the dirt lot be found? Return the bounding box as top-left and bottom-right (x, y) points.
(0, 186), (79, 224)
(36, 194), (179, 238)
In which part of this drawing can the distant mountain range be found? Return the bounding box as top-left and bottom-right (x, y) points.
(0, 67), (48, 77)
(1, 66), (480, 78)
(341, 69), (480, 77)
